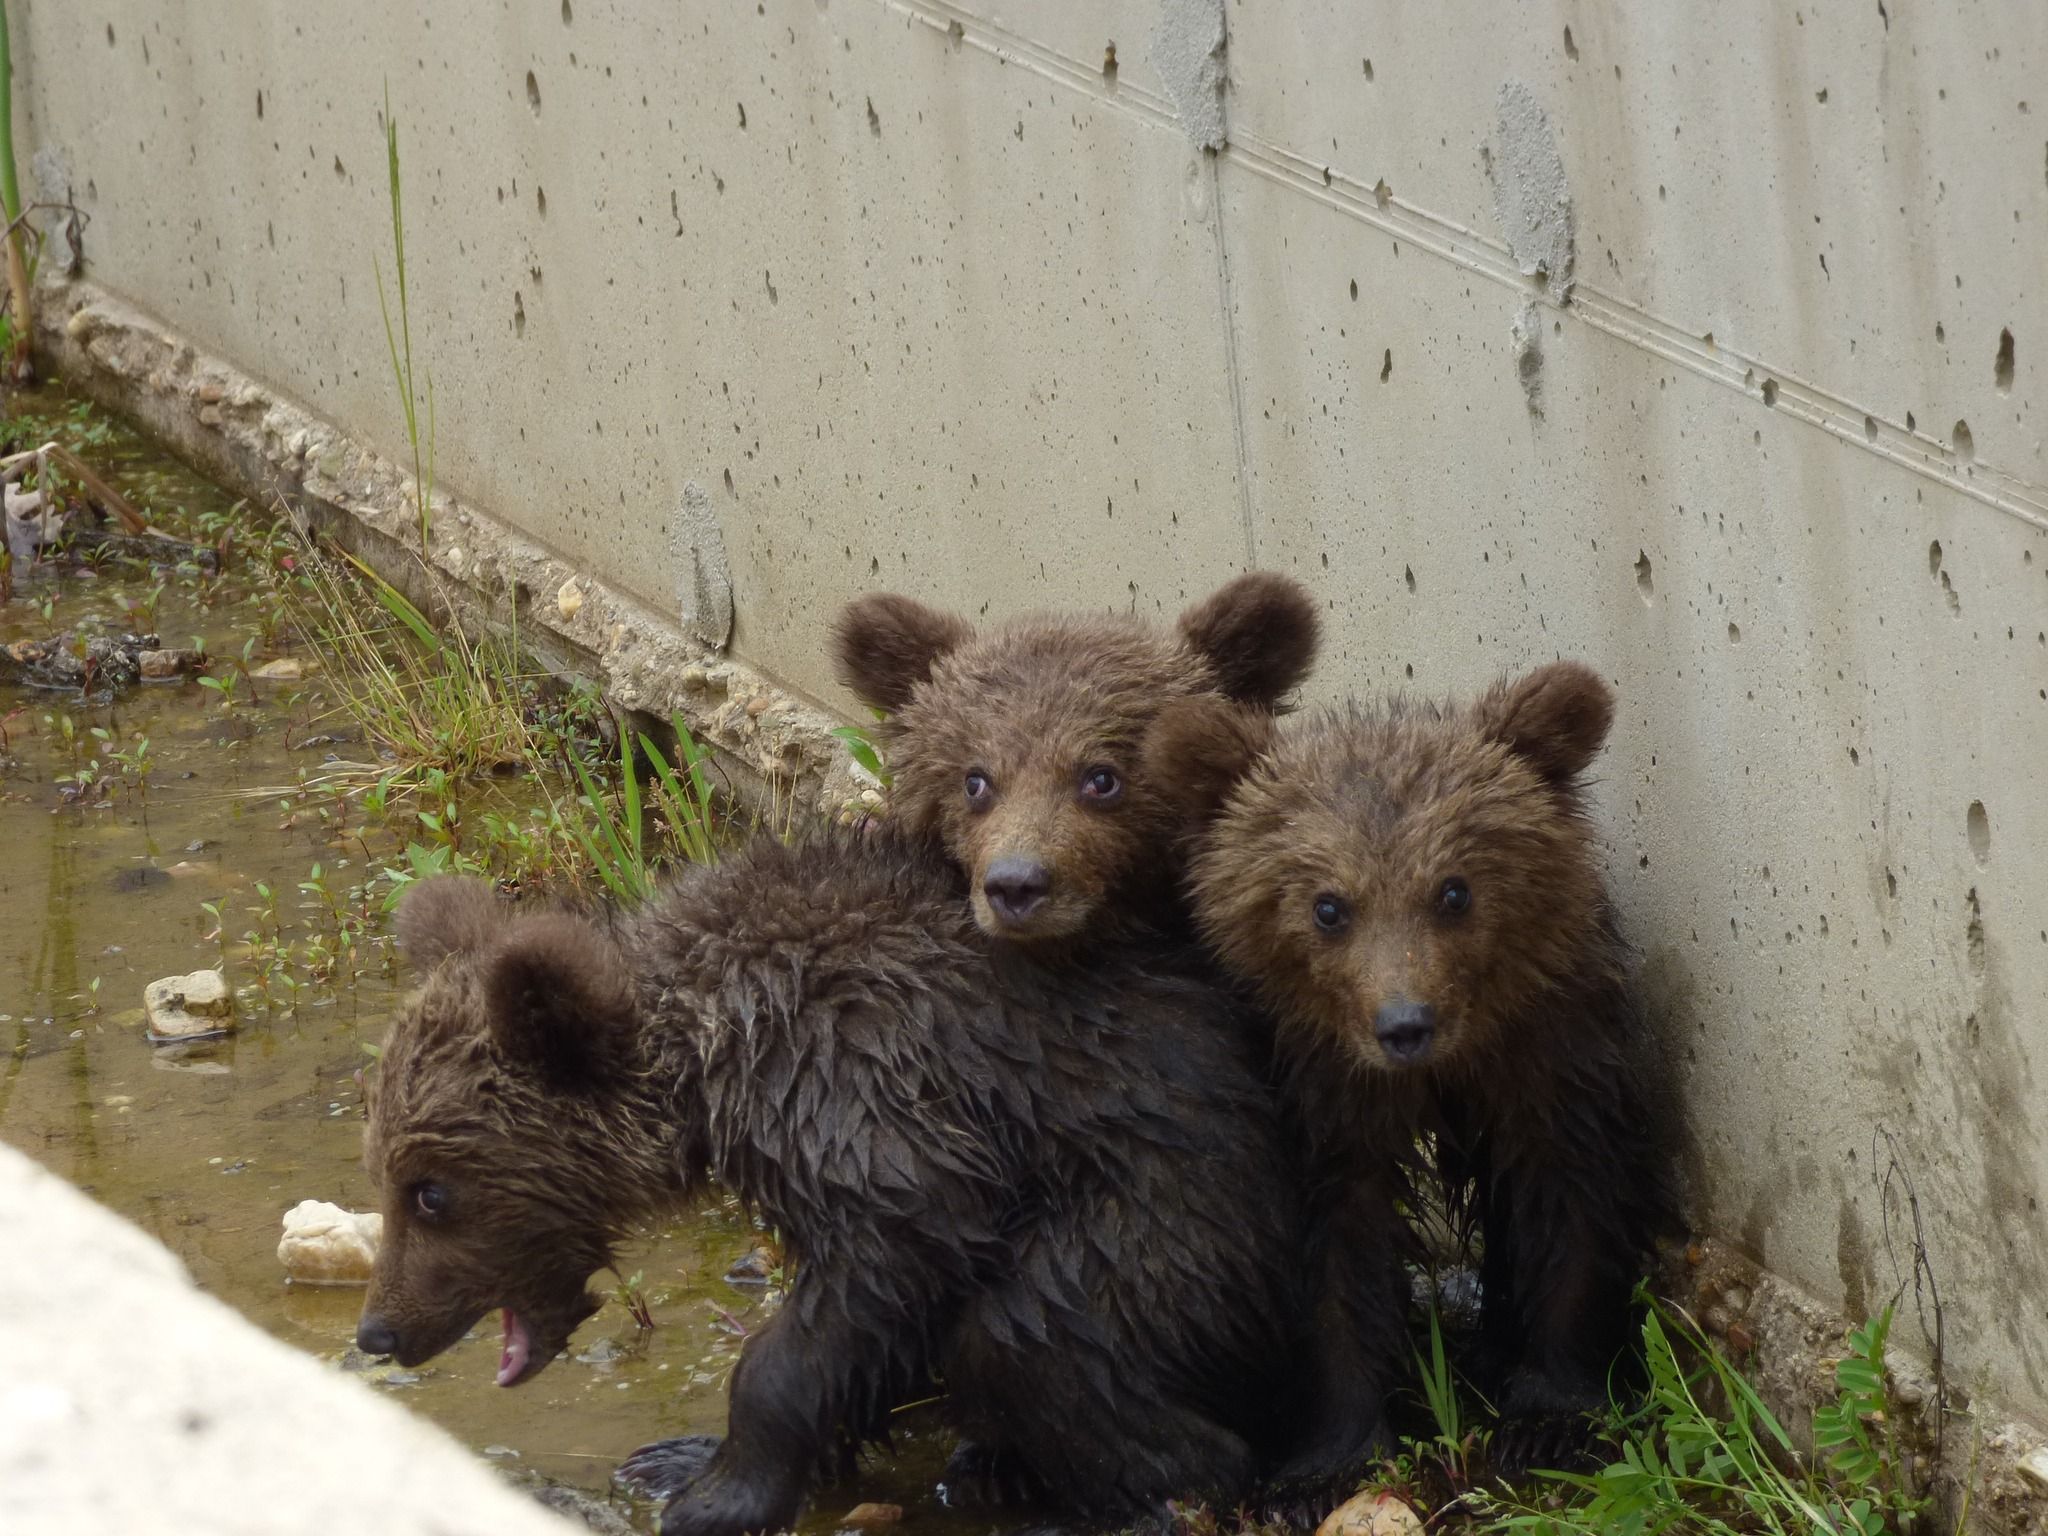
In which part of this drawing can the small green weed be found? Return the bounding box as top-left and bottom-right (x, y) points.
(566, 713), (723, 902)
(832, 719), (890, 787)
(1469, 1302), (1928, 1536)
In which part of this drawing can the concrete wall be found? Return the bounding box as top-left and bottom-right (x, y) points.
(14, 0), (2048, 1443)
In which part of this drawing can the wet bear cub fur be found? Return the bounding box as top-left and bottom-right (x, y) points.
(1168, 661), (1674, 1465)
(354, 833), (1307, 1536)
(833, 572), (1319, 946)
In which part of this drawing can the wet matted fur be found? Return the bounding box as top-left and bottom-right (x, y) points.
(357, 832), (1310, 1536)
(1166, 661), (1678, 1470)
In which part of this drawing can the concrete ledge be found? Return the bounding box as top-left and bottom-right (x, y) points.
(0, 1142), (576, 1536)
(33, 275), (867, 820)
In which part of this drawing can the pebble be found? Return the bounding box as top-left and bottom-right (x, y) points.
(1317, 1492), (1424, 1536)
(142, 969), (235, 1042)
(2020, 1449), (2048, 1491)
(557, 578), (584, 620)
(251, 657), (304, 681)
(725, 1238), (784, 1286)
(277, 1199), (383, 1285)
(840, 1503), (902, 1529)
(138, 647), (206, 681)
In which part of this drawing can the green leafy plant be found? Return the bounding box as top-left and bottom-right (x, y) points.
(565, 713), (723, 901)
(1412, 1306), (1489, 1490)
(1472, 1302), (1927, 1536)
(831, 721), (890, 787)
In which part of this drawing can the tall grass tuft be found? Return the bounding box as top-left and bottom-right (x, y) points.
(1470, 1301), (1928, 1536)
(566, 713), (723, 902)
(374, 83), (435, 557)
(286, 542), (534, 786)
(0, 0), (35, 379)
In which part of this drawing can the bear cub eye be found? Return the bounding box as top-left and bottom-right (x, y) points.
(1311, 894), (1350, 934)
(1438, 877), (1472, 917)
(964, 770), (994, 808)
(1078, 766), (1122, 803)
(413, 1181), (451, 1221)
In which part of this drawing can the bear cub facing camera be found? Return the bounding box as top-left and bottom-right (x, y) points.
(354, 834), (1310, 1536)
(1169, 660), (1675, 1467)
(833, 572), (1319, 946)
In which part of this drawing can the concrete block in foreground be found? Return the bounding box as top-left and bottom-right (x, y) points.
(0, 1142), (576, 1536)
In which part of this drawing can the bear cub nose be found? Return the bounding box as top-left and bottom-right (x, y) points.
(1373, 999), (1436, 1064)
(356, 1316), (399, 1357)
(983, 857), (1052, 923)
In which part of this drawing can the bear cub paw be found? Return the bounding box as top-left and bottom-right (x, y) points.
(616, 1434), (722, 1500)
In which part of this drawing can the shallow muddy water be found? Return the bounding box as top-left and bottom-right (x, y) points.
(0, 391), (962, 1530)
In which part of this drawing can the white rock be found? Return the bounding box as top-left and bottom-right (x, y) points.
(1317, 1492), (1425, 1536)
(142, 971), (235, 1042)
(2020, 1448), (2048, 1491)
(556, 577), (583, 620)
(278, 1201), (383, 1286)
(251, 658), (303, 681)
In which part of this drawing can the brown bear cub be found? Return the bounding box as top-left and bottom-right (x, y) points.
(354, 832), (1310, 1536)
(1168, 661), (1674, 1470)
(833, 573), (1318, 946)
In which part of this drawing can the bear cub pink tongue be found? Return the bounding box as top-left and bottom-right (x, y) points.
(497, 1308), (532, 1386)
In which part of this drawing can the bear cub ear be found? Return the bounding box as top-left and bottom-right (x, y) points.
(1142, 693), (1281, 828)
(395, 876), (503, 970)
(482, 914), (637, 1092)
(1177, 573), (1320, 709)
(1478, 660), (1616, 784)
(834, 593), (977, 712)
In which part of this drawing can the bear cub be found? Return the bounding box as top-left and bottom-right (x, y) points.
(833, 572), (1318, 947)
(1169, 660), (1675, 1468)
(354, 833), (1309, 1536)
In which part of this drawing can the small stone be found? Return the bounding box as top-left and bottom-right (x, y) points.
(746, 695), (772, 718)
(556, 578), (584, 620)
(725, 1237), (784, 1285)
(251, 657), (303, 681)
(1317, 1492), (1423, 1536)
(841, 1503), (902, 1529)
(137, 647), (205, 680)
(2019, 1449), (2048, 1491)
(278, 1199), (383, 1286)
(680, 665), (710, 689)
(197, 405), (223, 429)
(143, 970), (235, 1042)
(197, 380), (226, 404)
(858, 788), (883, 808)
(1726, 1321), (1756, 1356)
